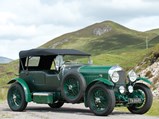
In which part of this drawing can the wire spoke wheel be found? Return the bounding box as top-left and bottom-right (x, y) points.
(91, 89), (108, 112)
(7, 83), (27, 111)
(132, 89), (146, 108)
(61, 71), (86, 103)
(64, 77), (80, 99)
(127, 83), (153, 114)
(87, 83), (115, 116)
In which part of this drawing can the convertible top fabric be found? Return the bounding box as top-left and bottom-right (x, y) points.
(19, 49), (91, 58)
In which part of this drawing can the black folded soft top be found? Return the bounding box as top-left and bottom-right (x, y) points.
(19, 49), (90, 58)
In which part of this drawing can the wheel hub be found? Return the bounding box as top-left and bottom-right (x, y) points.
(68, 85), (73, 90)
(13, 94), (19, 106)
(13, 94), (17, 101)
(95, 97), (101, 104)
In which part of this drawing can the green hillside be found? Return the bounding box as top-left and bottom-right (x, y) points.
(41, 21), (146, 54)
(41, 21), (157, 51)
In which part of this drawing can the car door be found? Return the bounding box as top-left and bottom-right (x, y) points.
(45, 71), (60, 90)
(20, 70), (46, 92)
(20, 56), (47, 92)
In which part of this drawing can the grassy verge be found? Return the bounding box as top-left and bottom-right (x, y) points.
(0, 87), (8, 102)
(92, 49), (148, 71)
(115, 99), (159, 116)
(146, 99), (159, 116)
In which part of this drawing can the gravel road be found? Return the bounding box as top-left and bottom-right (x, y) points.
(0, 102), (158, 119)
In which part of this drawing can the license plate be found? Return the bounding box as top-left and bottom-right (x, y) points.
(128, 98), (142, 104)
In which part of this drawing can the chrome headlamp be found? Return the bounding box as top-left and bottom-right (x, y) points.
(128, 85), (133, 93)
(128, 70), (138, 82)
(119, 86), (125, 94)
(111, 71), (119, 83)
(108, 66), (123, 83)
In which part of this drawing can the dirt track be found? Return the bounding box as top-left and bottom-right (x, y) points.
(0, 101), (158, 119)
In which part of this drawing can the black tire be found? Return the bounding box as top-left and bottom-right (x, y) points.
(48, 101), (64, 108)
(7, 83), (28, 111)
(87, 83), (115, 116)
(127, 83), (153, 114)
(61, 71), (86, 103)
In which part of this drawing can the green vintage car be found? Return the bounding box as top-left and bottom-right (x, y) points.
(7, 49), (153, 116)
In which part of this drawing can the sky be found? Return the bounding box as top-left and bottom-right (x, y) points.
(1, 0), (159, 59)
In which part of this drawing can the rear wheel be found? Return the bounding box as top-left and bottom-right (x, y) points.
(7, 83), (27, 111)
(48, 101), (64, 108)
(127, 83), (153, 114)
(87, 83), (115, 116)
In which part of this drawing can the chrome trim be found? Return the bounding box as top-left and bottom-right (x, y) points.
(108, 65), (123, 78)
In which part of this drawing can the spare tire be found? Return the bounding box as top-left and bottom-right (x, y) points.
(61, 71), (86, 103)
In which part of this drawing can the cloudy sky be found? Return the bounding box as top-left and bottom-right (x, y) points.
(1, 0), (159, 59)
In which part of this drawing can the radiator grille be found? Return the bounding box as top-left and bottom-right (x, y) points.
(115, 70), (127, 88)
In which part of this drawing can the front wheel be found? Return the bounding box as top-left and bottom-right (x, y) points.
(87, 83), (115, 116)
(7, 83), (27, 111)
(127, 83), (153, 114)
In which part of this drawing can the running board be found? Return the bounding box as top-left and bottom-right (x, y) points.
(33, 92), (53, 104)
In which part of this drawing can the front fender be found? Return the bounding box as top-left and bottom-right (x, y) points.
(92, 78), (114, 87)
(8, 78), (32, 102)
(136, 77), (152, 85)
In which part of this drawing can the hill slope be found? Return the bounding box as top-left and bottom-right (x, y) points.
(41, 21), (159, 52)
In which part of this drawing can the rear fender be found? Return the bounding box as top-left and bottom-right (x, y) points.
(8, 78), (32, 102)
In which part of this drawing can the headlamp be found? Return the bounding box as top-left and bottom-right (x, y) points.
(128, 70), (138, 82)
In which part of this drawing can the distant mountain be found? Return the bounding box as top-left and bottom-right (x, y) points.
(41, 20), (159, 56)
(0, 56), (13, 64)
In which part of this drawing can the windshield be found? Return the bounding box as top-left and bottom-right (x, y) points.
(54, 55), (93, 69)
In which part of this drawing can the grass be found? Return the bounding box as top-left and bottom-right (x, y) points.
(0, 60), (18, 86)
(0, 99), (3, 103)
(0, 87), (8, 101)
(0, 63), (11, 100)
(91, 49), (148, 71)
(146, 99), (159, 116)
